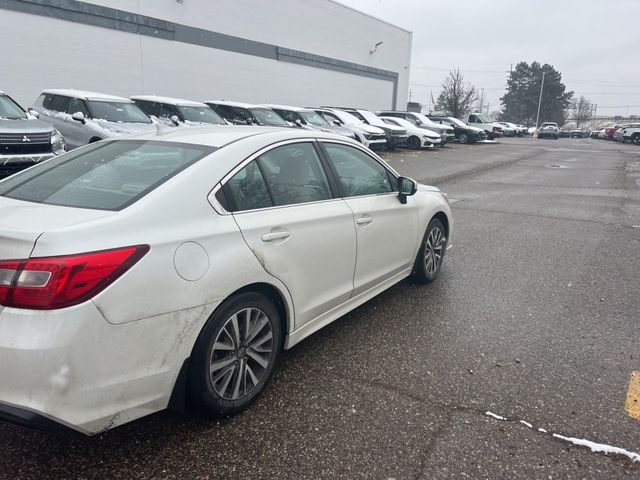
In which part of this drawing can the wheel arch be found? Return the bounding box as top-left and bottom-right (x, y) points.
(432, 211), (450, 240)
(168, 281), (292, 413)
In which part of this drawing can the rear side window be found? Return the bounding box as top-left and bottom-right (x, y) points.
(224, 160), (273, 212)
(323, 143), (393, 197)
(0, 140), (215, 211)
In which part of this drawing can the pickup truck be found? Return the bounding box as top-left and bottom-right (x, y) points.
(465, 113), (503, 140)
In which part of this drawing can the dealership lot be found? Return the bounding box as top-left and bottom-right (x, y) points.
(0, 137), (639, 479)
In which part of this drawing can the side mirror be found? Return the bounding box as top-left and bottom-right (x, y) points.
(333, 120), (341, 126)
(294, 119), (304, 127)
(71, 111), (86, 124)
(397, 176), (417, 204)
(28, 109), (40, 119)
(170, 114), (180, 126)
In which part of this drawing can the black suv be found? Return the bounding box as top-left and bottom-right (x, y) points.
(427, 114), (486, 144)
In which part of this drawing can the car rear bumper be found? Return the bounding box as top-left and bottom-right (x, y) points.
(0, 301), (218, 434)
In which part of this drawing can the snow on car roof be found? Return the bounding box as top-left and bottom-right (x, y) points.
(42, 89), (132, 103)
(204, 100), (269, 109)
(115, 124), (349, 148)
(130, 95), (208, 107)
(260, 104), (313, 112)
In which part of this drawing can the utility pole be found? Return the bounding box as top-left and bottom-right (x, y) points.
(534, 71), (546, 128)
(479, 88), (484, 113)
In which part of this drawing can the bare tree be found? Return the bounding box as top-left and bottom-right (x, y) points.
(571, 96), (593, 127)
(434, 69), (478, 118)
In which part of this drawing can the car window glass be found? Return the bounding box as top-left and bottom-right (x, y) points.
(41, 94), (53, 109)
(157, 103), (179, 119)
(257, 143), (331, 206)
(0, 140), (215, 211)
(67, 98), (89, 116)
(323, 143), (393, 197)
(226, 161), (273, 211)
(50, 95), (71, 113)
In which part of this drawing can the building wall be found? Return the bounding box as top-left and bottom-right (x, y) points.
(0, 0), (411, 110)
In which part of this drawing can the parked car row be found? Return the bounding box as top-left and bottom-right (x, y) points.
(1, 87), (507, 180)
(590, 123), (640, 144)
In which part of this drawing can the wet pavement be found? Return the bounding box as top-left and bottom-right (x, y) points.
(1, 137), (639, 479)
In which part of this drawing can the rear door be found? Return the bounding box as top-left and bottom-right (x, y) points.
(223, 140), (356, 329)
(320, 141), (419, 296)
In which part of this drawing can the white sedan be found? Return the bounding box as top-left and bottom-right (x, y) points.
(0, 127), (452, 434)
(380, 116), (442, 149)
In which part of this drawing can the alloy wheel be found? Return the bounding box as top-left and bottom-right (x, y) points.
(209, 307), (274, 400)
(424, 226), (444, 275)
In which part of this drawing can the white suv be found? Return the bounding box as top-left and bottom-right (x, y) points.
(31, 89), (156, 150)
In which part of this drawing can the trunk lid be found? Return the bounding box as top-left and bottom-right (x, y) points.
(0, 197), (111, 259)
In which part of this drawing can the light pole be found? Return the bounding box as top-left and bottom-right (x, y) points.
(535, 71), (546, 128)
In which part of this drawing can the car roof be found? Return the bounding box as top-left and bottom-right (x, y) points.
(260, 104), (313, 112)
(113, 125), (350, 148)
(42, 89), (131, 102)
(204, 100), (269, 109)
(130, 95), (208, 107)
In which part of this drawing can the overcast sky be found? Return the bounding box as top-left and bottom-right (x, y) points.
(336, 0), (640, 117)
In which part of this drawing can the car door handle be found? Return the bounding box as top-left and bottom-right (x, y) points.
(261, 231), (291, 242)
(356, 216), (373, 225)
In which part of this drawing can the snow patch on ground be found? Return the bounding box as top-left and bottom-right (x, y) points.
(552, 434), (640, 463)
(485, 411), (507, 421)
(483, 410), (640, 463)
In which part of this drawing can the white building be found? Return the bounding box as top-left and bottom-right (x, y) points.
(0, 0), (412, 110)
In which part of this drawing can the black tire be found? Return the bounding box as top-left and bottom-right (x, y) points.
(188, 291), (282, 417)
(554, 135), (559, 140)
(458, 133), (469, 144)
(407, 136), (422, 149)
(633, 134), (640, 146)
(411, 218), (447, 284)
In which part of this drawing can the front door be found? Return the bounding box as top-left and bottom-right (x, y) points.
(321, 141), (419, 296)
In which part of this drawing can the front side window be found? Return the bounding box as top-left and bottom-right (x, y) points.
(258, 143), (332, 206)
(0, 140), (214, 211)
(67, 98), (89, 117)
(469, 115), (479, 123)
(323, 143), (393, 197)
(49, 95), (71, 113)
(88, 101), (151, 123)
(225, 160), (273, 212)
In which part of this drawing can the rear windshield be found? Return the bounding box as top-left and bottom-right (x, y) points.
(0, 140), (215, 211)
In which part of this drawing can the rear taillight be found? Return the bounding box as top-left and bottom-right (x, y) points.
(0, 245), (149, 310)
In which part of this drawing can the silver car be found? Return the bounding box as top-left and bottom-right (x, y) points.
(0, 90), (65, 179)
(31, 89), (156, 149)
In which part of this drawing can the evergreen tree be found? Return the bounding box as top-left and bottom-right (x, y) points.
(500, 61), (573, 126)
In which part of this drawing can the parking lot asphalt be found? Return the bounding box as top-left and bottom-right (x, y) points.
(1, 137), (639, 479)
